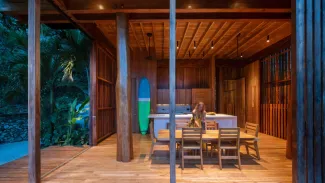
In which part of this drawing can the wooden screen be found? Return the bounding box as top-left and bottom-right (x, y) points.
(96, 46), (116, 142)
(260, 47), (291, 139)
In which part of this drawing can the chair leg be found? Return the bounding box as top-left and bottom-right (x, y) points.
(210, 145), (213, 157)
(237, 149), (242, 170)
(254, 141), (261, 160)
(181, 146), (184, 170)
(218, 148), (222, 170)
(149, 142), (154, 159)
(200, 148), (203, 170)
(245, 144), (249, 155)
(206, 144), (209, 157)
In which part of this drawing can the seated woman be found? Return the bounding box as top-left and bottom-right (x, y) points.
(189, 102), (206, 128)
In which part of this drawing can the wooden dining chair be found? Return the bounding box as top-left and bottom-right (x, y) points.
(181, 128), (203, 170)
(167, 121), (189, 157)
(149, 121), (169, 159)
(241, 122), (260, 160)
(167, 122), (189, 130)
(205, 121), (218, 156)
(217, 128), (241, 170)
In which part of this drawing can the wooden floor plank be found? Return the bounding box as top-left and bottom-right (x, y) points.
(0, 146), (88, 183)
(40, 133), (292, 183)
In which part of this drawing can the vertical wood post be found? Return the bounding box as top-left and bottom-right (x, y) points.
(292, 0), (325, 182)
(169, 0), (176, 182)
(28, 0), (41, 182)
(116, 13), (133, 162)
(89, 42), (97, 146)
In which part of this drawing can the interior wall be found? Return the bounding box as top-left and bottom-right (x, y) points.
(157, 59), (210, 89)
(243, 61), (261, 124)
(130, 48), (157, 113)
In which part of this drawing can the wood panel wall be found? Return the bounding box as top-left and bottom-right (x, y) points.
(216, 66), (242, 114)
(244, 61), (261, 125)
(130, 48), (157, 133)
(260, 48), (291, 140)
(96, 45), (116, 142)
(130, 48), (157, 112)
(157, 59), (210, 89)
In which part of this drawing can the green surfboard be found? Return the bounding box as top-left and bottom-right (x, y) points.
(138, 78), (150, 135)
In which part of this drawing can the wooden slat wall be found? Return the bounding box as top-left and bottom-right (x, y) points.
(260, 48), (291, 140)
(157, 59), (210, 89)
(96, 45), (116, 142)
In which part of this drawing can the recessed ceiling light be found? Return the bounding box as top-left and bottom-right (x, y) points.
(98, 4), (104, 10)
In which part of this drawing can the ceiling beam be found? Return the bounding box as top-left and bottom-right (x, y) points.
(213, 22), (252, 58)
(231, 22), (288, 59)
(190, 22), (214, 59)
(67, 8), (291, 14)
(5, 8), (290, 15)
(177, 22), (190, 58)
(163, 22), (165, 59)
(222, 21), (266, 57)
(129, 23), (143, 51)
(140, 23), (149, 52)
(197, 22), (226, 59)
(152, 22), (158, 58)
(183, 22), (202, 58)
(226, 22), (275, 58)
(202, 22), (234, 59)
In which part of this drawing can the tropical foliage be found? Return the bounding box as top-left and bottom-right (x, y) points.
(0, 13), (91, 146)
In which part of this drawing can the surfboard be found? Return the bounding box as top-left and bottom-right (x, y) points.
(138, 78), (151, 135)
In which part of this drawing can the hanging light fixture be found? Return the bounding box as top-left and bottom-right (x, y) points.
(189, 51), (191, 57)
(211, 41), (214, 49)
(194, 41), (197, 49)
(177, 41), (179, 49)
(146, 33), (153, 60)
(267, 35), (270, 43)
(240, 53), (243, 58)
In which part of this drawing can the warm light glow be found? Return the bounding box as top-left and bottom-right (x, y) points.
(211, 46), (214, 49)
(98, 4), (104, 10)
(267, 35), (270, 43)
(177, 46), (179, 49)
(188, 5), (192, 8)
(194, 46), (197, 49)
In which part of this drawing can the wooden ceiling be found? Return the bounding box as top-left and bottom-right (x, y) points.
(97, 20), (291, 60)
(2, 0), (292, 60)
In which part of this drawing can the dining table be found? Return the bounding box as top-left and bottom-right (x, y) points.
(157, 129), (258, 142)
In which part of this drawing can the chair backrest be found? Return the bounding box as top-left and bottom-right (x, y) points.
(150, 121), (155, 141)
(218, 128), (240, 147)
(167, 122), (189, 130)
(181, 127), (202, 145)
(206, 121), (218, 130)
(244, 122), (259, 137)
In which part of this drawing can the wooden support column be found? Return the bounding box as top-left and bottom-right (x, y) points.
(169, 0), (176, 182)
(116, 13), (133, 162)
(28, 0), (41, 182)
(89, 42), (97, 146)
(292, 0), (325, 182)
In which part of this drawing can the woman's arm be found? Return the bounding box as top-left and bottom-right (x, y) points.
(202, 111), (206, 121)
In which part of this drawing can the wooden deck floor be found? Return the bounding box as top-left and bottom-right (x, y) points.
(41, 133), (292, 183)
(0, 146), (88, 183)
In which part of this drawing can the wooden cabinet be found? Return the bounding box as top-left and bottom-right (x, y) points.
(157, 88), (212, 111)
(157, 89), (191, 104)
(191, 89), (212, 112)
